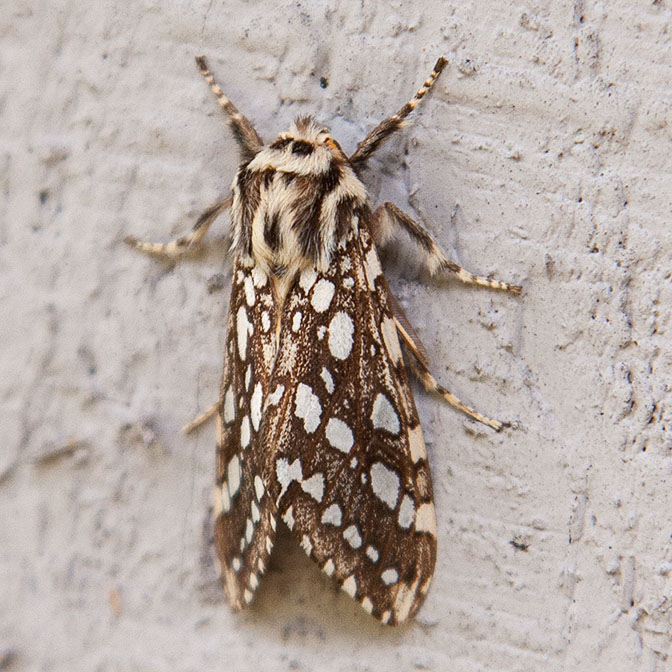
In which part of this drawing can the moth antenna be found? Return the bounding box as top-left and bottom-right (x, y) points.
(349, 57), (448, 166)
(195, 56), (264, 162)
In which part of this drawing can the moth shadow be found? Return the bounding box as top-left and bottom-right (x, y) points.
(240, 524), (414, 641)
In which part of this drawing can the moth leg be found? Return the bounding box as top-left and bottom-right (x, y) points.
(195, 56), (264, 162)
(349, 57), (447, 167)
(124, 197), (232, 259)
(182, 400), (221, 434)
(387, 290), (431, 368)
(405, 355), (508, 432)
(372, 202), (522, 295)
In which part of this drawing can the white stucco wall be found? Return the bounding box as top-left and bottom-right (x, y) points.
(2, 1), (671, 670)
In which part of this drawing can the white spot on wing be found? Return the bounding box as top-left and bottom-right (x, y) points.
(299, 268), (318, 292)
(254, 475), (265, 501)
(282, 505), (295, 530)
(266, 384), (284, 407)
(361, 597), (373, 614)
(245, 518), (254, 543)
(244, 364), (251, 390)
(250, 382), (263, 431)
(251, 500), (260, 523)
(343, 524), (362, 549)
(301, 535), (313, 555)
(342, 575), (357, 598)
(223, 387), (235, 424)
(261, 311), (270, 332)
(398, 494), (415, 529)
(301, 472), (324, 502)
(408, 425), (426, 463)
(415, 502), (437, 535)
(317, 325), (326, 340)
(393, 576), (420, 622)
(311, 279), (335, 312)
(366, 545), (379, 562)
(381, 316), (402, 364)
(381, 568), (399, 585)
(236, 306), (252, 361)
(251, 266), (267, 287)
(243, 589), (253, 604)
(370, 461), (400, 509)
(323, 559), (335, 576)
(220, 481), (231, 513)
(328, 311), (354, 360)
(364, 247), (383, 291)
(320, 367), (334, 394)
(292, 311), (302, 332)
(276, 457), (303, 498)
(240, 415), (250, 448)
(232, 556), (241, 572)
(227, 454), (241, 498)
(244, 275), (255, 306)
(294, 383), (322, 433)
(321, 503), (342, 526)
(371, 393), (400, 434)
(325, 417), (353, 453)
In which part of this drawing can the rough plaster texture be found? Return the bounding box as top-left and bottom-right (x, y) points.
(2, 1), (672, 670)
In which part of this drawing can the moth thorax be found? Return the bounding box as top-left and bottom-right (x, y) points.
(232, 138), (369, 279)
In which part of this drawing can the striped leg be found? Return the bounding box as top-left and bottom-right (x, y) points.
(387, 290), (431, 368)
(405, 356), (508, 432)
(349, 57), (447, 167)
(124, 197), (232, 259)
(372, 202), (522, 295)
(195, 56), (263, 162)
(182, 399), (220, 434)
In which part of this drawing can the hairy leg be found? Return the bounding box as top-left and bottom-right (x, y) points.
(371, 202), (522, 294)
(182, 400), (221, 434)
(405, 354), (509, 432)
(124, 196), (232, 259)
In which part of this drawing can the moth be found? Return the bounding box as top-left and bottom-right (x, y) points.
(126, 56), (521, 625)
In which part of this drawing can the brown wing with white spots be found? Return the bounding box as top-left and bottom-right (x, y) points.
(260, 223), (437, 626)
(214, 261), (280, 608)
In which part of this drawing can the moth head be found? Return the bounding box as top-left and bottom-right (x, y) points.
(269, 115), (346, 160)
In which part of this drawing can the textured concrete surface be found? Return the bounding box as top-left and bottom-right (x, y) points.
(2, 1), (671, 670)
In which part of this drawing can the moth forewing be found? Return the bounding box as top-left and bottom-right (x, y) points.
(213, 260), (279, 609)
(244, 225), (438, 624)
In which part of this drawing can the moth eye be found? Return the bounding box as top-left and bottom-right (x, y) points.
(291, 140), (314, 156)
(270, 137), (292, 151)
(325, 137), (342, 152)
